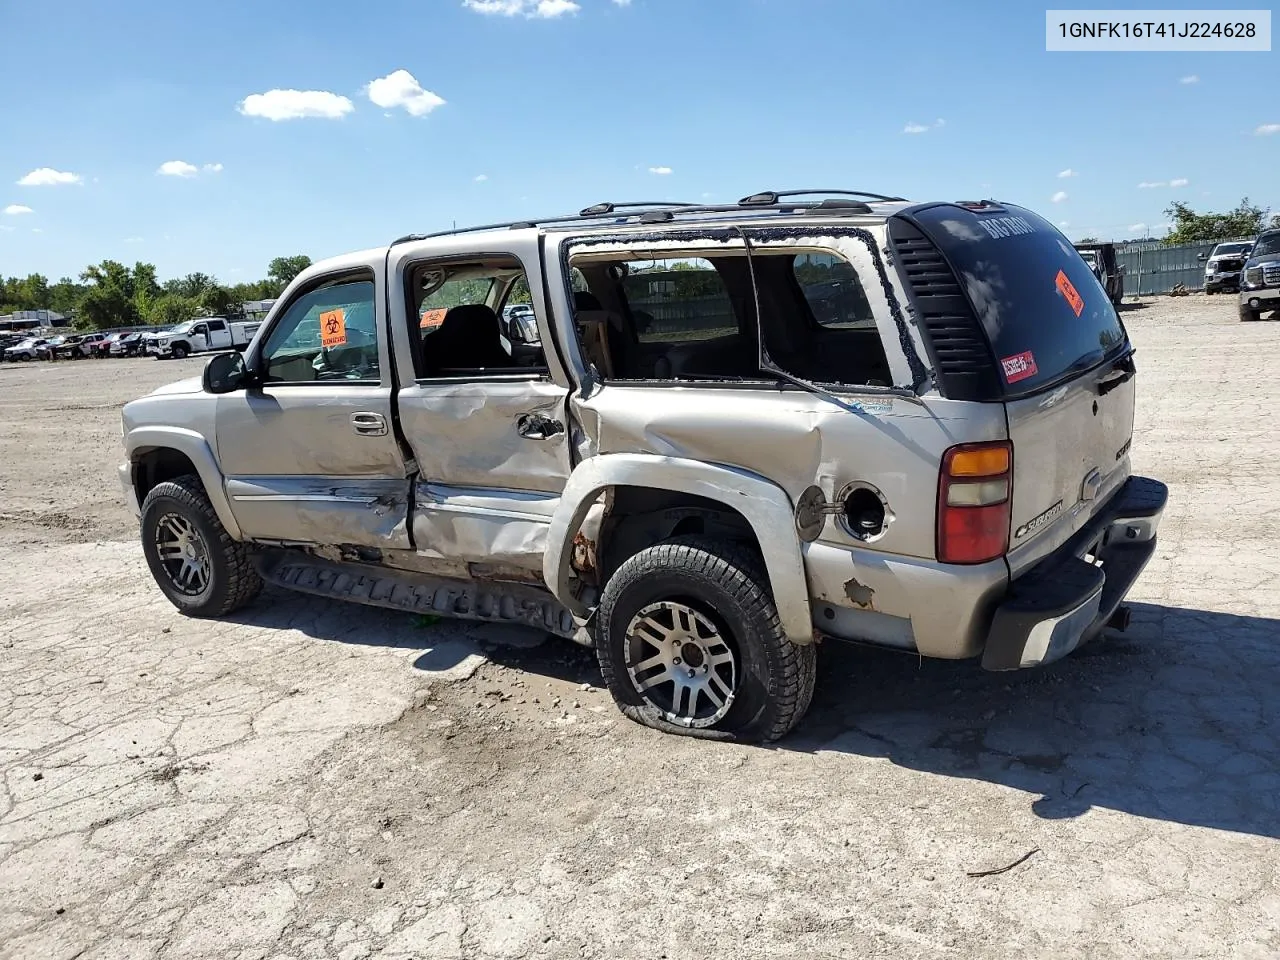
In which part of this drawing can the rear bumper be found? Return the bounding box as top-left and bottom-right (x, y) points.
(981, 476), (1168, 671)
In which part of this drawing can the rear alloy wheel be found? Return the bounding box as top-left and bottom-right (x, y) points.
(140, 474), (262, 617)
(171, 343), (190, 360)
(596, 535), (817, 742)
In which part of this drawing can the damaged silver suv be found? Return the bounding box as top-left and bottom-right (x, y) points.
(120, 190), (1167, 741)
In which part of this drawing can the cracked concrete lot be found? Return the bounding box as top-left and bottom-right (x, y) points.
(2, 295), (1279, 959)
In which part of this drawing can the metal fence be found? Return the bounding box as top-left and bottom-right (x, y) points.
(1115, 237), (1253, 296)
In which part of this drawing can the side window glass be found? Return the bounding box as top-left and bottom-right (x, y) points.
(261, 279), (379, 383)
(412, 261), (546, 378)
(794, 252), (876, 329)
(620, 258), (737, 344)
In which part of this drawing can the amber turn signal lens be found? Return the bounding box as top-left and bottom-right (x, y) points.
(947, 446), (1011, 478)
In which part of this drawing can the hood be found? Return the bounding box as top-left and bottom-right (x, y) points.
(1246, 251), (1280, 268)
(148, 376), (204, 397)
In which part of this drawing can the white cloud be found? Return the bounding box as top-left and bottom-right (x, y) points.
(1137, 181), (1166, 188)
(1057, 220), (1070, 228)
(238, 89), (354, 121)
(1127, 222), (1147, 233)
(365, 69), (446, 117)
(31, 228), (42, 234)
(1051, 191), (1068, 203)
(462, 0), (580, 16)
(124, 236), (143, 243)
(903, 118), (944, 134)
(649, 166), (673, 175)
(1180, 74), (1199, 84)
(1256, 123), (1280, 136)
(535, 0), (579, 14)
(17, 167), (81, 186)
(3, 204), (33, 215)
(612, 0), (632, 5)
(1057, 168), (1077, 178)
(203, 163), (223, 173)
(157, 160), (199, 178)
(0, 224), (12, 232)
(474, 174), (489, 182)
(1169, 177), (1189, 188)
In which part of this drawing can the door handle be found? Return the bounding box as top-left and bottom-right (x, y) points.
(516, 412), (564, 440)
(351, 412), (388, 437)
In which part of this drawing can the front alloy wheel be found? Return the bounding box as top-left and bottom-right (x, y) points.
(153, 512), (211, 595)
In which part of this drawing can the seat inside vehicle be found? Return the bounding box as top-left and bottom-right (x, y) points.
(421, 304), (514, 374)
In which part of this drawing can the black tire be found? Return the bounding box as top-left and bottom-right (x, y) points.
(1240, 306), (1261, 322)
(595, 535), (817, 743)
(171, 342), (190, 360)
(140, 474), (262, 617)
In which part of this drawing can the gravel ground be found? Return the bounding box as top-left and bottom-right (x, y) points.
(2, 296), (1278, 960)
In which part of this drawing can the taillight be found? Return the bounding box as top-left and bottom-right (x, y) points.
(937, 441), (1012, 564)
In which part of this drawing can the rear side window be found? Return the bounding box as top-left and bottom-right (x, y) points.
(794, 253), (875, 329)
(620, 258), (738, 344)
(906, 204), (1127, 395)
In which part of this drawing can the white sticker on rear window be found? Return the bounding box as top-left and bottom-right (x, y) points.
(978, 216), (1034, 239)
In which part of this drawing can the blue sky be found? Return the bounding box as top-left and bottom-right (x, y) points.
(1, 0), (1276, 283)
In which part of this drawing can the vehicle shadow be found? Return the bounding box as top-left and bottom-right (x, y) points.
(783, 602), (1280, 840)
(224, 586), (593, 683)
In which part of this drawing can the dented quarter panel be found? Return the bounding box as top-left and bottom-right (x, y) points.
(572, 386), (1007, 562)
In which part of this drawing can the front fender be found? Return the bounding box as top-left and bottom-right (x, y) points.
(545, 454), (814, 645)
(125, 426), (242, 539)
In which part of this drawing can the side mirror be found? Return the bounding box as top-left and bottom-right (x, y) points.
(203, 351), (251, 394)
(1197, 253), (1208, 261)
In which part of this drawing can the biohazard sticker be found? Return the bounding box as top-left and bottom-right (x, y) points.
(420, 308), (448, 329)
(1055, 269), (1084, 317)
(1001, 350), (1039, 384)
(319, 308), (347, 348)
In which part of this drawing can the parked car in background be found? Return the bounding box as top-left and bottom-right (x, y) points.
(1201, 240), (1254, 295)
(34, 336), (65, 360)
(54, 332), (110, 359)
(121, 191), (1166, 742)
(1240, 228), (1280, 322)
(110, 332), (146, 357)
(146, 317), (262, 359)
(1073, 242), (1125, 306)
(3, 337), (50, 361)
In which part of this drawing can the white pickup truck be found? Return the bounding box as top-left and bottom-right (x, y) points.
(146, 317), (262, 360)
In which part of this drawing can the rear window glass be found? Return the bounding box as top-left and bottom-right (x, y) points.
(794, 252), (876, 329)
(909, 205), (1127, 394)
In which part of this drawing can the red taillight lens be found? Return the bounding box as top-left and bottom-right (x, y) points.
(938, 441), (1012, 564)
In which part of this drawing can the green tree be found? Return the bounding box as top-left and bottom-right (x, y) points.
(1164, 197), (1271, 244)
(48, 278), (87, 316)
(267, 255), (312, 293)
(76, 261), (144, 329)
(146, 294), (200, 327)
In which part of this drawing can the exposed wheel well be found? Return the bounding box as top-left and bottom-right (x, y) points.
(133, 448), (201, 503)
(592, 486), (762, 586)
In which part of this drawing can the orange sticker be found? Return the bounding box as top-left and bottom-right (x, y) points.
(319, 308), (347, 347)
(1055, 270), (1084, 317)
(420, 308), (448, 330)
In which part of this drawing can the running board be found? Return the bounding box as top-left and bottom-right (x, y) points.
(254, 550), (580, 640)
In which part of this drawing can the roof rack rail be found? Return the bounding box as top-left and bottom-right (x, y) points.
(390, 193), (905, 246)
(739, 188), (906, 205)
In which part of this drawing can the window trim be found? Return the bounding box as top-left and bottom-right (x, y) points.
(401, 252), (552, 384)
(249, 268), (380, 389)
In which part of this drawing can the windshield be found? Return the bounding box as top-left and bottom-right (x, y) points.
(1214, 243), (1250, 257)
(906, 203), (1127, 396)
(1252, 234), (1280, 258)
(168, 322), (195, 335)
